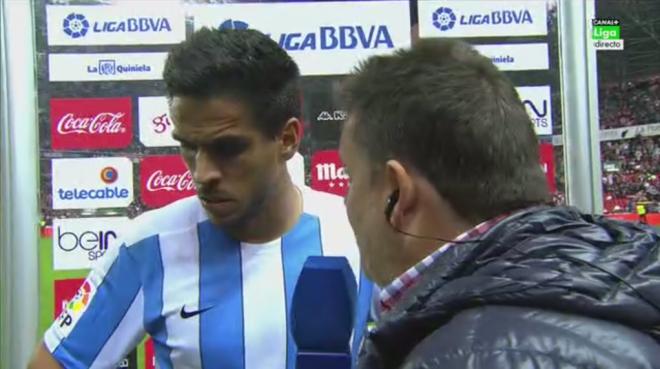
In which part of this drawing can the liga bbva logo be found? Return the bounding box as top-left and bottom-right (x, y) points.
(219, 18), (394, 51)
(419, 0), (548, 38)
(53, 278), (86, 330)
(46, 5), (185, 45)
(54, 278), (96, 337)
(192, 1), (411, 76)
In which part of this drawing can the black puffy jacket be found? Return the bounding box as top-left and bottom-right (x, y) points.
(357, 206), (660, 369)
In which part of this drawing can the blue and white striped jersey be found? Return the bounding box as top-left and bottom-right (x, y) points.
(44, 186), (373, 369)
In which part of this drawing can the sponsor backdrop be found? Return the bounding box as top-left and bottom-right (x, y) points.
(418, 0), (562, 195)
(34, 1), (557, 368)
(36, 1), (411, 368)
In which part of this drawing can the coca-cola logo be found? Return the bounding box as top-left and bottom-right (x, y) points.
(311, 150), (349, 197)
(50, 97), (133, 150)
(57, 112), (127, 135)
(140, 155), (197, 208)
(146, 169), (195, 192)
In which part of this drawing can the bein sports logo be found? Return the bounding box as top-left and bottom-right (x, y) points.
(432, 7), (457, 31)
(52, 217), (128, 270)
(522, 98), (549, 129)
(56, 225), (117, 262)
(87, 59), (152, 76)
(433, 6), (533, 31)
(62, 12), (172, 39)
(217, 19), (394, 51)
(63, 13), (90, 39)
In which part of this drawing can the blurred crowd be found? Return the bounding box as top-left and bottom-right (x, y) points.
(599, 76), (660, 213)
(599, 76), (660, 129)
(601, 136), (660, 213)
(554, 75), (660, 214)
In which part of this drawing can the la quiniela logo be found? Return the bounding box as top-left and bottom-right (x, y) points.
(98, 60), (117, 75)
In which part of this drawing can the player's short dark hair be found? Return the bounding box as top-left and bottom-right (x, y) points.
(342, 38), (550, 223)
(163, 27), (301, 138)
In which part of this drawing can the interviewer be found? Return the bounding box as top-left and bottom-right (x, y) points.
(339, 38), (660, 369)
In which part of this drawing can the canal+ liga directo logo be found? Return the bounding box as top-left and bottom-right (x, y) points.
(592, 18), (624, 50)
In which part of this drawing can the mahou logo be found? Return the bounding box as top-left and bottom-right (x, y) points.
(50, 97), (132, 150)
(140, 155), (196, 208)
(311, 150), (349, 196)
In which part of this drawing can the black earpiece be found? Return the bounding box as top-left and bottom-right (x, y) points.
(384, 189), (400, 221)
(383, 189), (479, 244)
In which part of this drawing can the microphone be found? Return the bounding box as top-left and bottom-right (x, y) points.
(291, 256), (357, 369)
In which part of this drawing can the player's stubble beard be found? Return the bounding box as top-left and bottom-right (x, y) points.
(218, 173), (283, 234)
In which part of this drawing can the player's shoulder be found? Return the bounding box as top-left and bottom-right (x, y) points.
(122, 195), (207, 247)
(300, 185), (353, 233)
(300, 185), (347, 217)
(299, 186), (360, 269)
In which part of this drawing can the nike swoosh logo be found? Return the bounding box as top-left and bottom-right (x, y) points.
(180, 305), (214, 319)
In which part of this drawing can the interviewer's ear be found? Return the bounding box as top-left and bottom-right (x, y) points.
(384, 160), (416, 227)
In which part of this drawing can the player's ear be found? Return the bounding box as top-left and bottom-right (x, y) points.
(279, 118), (302, 161)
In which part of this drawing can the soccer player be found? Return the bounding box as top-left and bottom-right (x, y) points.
(28, 27), (372, 369)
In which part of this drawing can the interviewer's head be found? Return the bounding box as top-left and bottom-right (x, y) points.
(339, 38), (550, 286)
